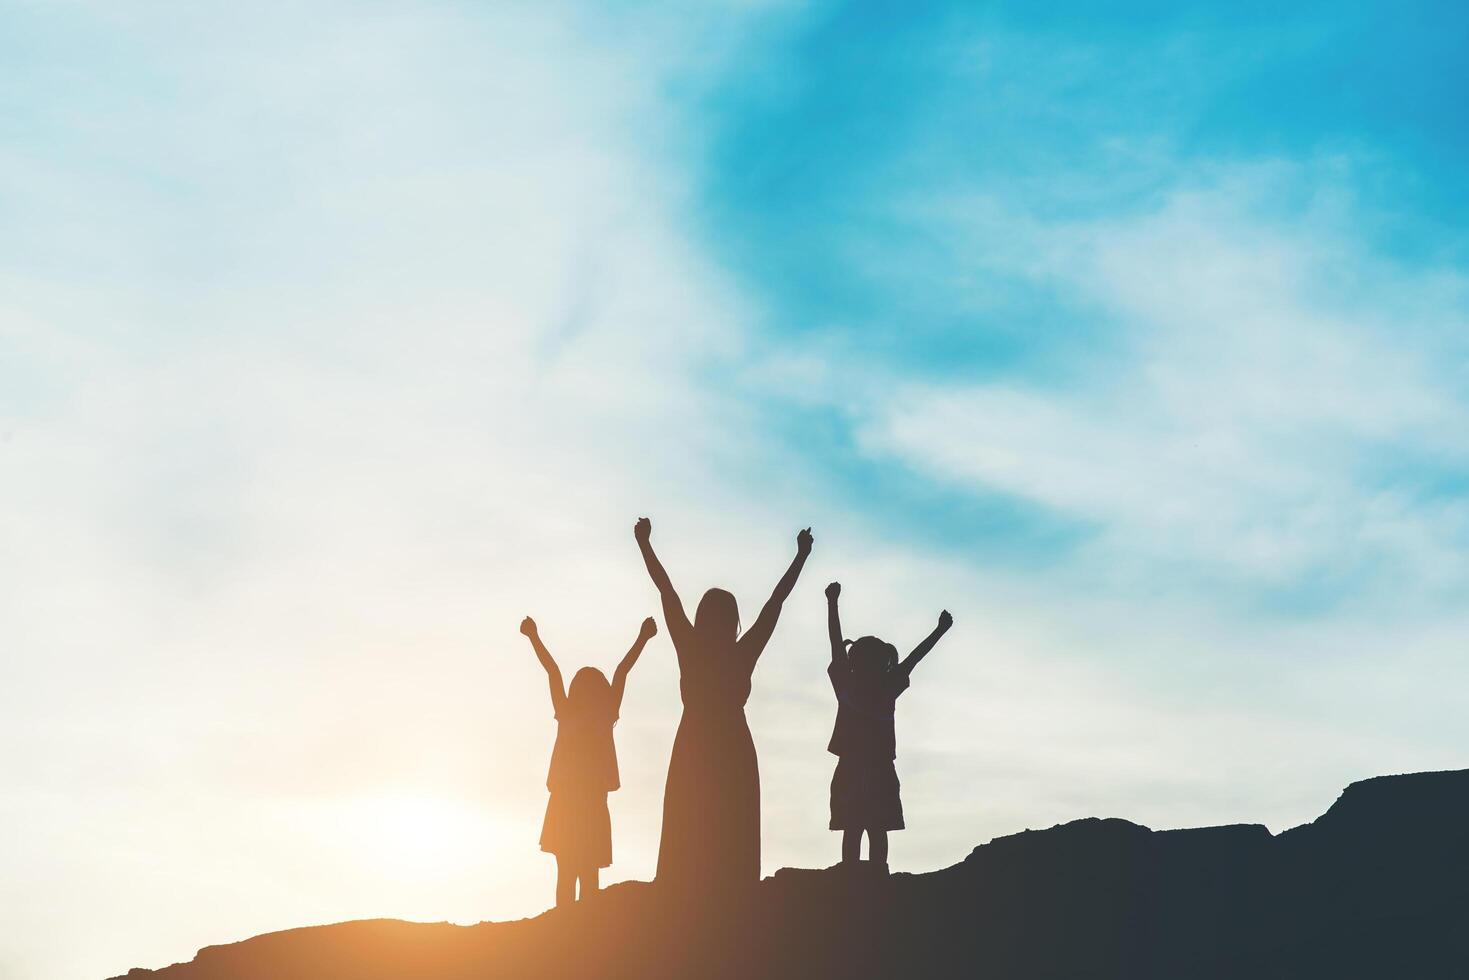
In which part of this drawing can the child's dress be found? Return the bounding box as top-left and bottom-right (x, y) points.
(540, 698), (620, 868)
(827, 663), (909, 832)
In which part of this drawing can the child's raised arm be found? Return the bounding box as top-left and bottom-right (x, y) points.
(740, 527), (814, 661)
(611, 617), (657, 709)
(897, 609), (954, 677)
(520, 616), (566, 714)
(634, 517), (693, 648)
(825, 581), (846, 666)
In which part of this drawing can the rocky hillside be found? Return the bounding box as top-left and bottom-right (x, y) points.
(110, 769), (1469, 979)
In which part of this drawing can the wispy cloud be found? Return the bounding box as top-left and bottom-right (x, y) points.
(846, 164), (1469, 605)
(858, 165), (1469, 604)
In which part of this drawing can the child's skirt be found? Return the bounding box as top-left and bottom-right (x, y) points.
(540, 788), (612, 868)
(829, 755), (904, 832)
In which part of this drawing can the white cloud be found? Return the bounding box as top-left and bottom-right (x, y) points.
(863, 169), (1469, 595)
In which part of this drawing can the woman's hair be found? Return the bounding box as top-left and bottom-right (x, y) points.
(849, 635), (899, 675)
(694, 587), (741, 643)
(566, 666), (613, 718)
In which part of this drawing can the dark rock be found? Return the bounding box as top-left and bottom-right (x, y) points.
(107, 769), (1469, 980)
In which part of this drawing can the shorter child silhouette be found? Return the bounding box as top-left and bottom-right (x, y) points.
(823, 582), (952, 873)
(520, 614), (656, 907)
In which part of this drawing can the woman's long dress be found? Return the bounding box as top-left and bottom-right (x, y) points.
(656, 638), (762, 887)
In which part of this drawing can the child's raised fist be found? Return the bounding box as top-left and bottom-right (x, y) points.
(825, 582), (841, 601)
(634, 517), (652, 542)
(938, 610), (953, 631)
(639, 616), (658, 640)
(520, 616), (538, 637)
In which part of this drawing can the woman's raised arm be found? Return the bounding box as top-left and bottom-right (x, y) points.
(634, 517), (693, 646)
(740, 527), (813, 661)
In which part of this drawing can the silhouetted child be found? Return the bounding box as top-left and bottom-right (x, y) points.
(519, 614), (656, 907)
(823, 582), (952, 873)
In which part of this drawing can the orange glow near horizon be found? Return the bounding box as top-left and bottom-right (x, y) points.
(297, 789), (508, 883)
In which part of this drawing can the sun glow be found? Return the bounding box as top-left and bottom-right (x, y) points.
(335, 790), (496, 877)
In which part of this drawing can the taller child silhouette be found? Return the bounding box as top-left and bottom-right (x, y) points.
(519, 614), (655, 907)
(634, 517), (812, 888)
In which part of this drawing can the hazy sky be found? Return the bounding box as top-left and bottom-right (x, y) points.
(4, 2), (1469, 978)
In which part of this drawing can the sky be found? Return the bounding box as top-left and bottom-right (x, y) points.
(3, 1), (1469, 977)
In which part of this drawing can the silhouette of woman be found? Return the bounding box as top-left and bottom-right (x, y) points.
(520, 614), (656, 907)
(634, 516), (812, 888)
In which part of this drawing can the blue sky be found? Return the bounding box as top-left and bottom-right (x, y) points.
(681, 0), (1469, 607)
(3, 2), (1468, 978)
